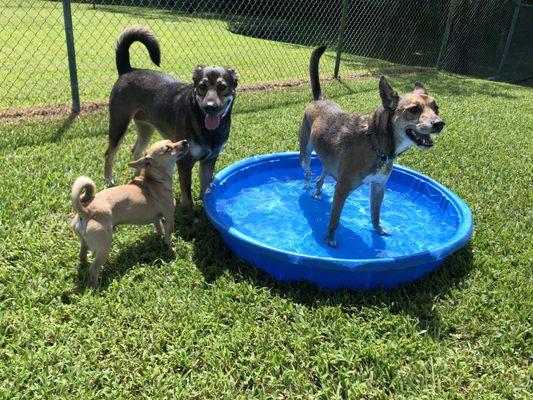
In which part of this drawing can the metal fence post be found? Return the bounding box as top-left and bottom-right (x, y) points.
(495, 1), (521, 81)
(436, 0), (458, 69)
(333, 0), (349, 79)
(62, 0), (80, 113)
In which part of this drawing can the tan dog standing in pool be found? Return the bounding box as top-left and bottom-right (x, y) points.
(299, 46), (445, 248)
(71, 139), (189, 286)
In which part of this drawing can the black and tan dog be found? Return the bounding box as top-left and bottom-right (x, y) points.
(300, 46), (445, 248)
(104, 25), (238, 215)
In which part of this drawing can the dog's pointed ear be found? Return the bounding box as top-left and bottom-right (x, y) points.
(413, 82), (428, 95)
(379, 76), (399, 111)
(192, 65), (204, 84)
(128, 156), (153, 170)
(226, 67), (239, 88)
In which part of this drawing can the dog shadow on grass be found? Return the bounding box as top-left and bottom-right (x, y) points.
(183, 210), (474, 340)
(75, 232), (175, 292)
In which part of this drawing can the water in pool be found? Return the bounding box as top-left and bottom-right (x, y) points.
(214, 167), (459, 259)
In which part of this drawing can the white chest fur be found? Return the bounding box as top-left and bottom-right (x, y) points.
(190, 142), (210, 160)
(190, 141), (225, 161)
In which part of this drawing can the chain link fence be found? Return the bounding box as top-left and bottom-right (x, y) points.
(0, 0), (531, 113)
(437, 0), (533, 82)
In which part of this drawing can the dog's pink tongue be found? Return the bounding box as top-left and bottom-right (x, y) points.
(204, 114), (221, 130)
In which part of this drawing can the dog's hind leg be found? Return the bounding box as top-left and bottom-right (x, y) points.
(162, 212), (175, 253)
(104, 113), (131, 187)
(154, 218), (163, 237)
(79, 238), (89, 263)
(88, 249), (109, 287)
(72, 216), (89, 263)
(132, 119), (155, 160)
(299, 115), (313, 189)
(312, 169), (326, 200)
(84, 221), (112, 287)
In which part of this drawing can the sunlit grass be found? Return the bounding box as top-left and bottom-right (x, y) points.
(0, 72), (531, 398)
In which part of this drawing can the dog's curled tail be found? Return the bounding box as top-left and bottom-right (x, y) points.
(310, 45), (327, 101)
(115, 25), (161, 75)
(71, 176), (96, 216)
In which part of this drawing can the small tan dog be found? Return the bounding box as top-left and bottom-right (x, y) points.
(300, 46), (445, 248)
(71, 139), (189, 286)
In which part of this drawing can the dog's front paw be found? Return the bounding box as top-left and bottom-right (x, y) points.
(312, 190), (322, 200)
(302, 181), (311, 190)
(374, 225), (391, 236)
(324, 236), (338, 248)
(105, 178), (115, 187)
(165, 241), (176, 254)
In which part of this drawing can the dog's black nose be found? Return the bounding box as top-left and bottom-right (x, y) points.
(433, 120), (445, 132)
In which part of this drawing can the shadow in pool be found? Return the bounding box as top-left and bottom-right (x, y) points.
(187, 209), (474, 339)
(297, 190), (389, 258)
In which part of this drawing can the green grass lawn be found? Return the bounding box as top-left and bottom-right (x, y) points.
(0, 72), (531, 398)
(0, 0), (396, 110)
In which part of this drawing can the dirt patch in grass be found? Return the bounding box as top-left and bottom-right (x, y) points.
(0, 101), (107, 122)
(0, 67), (433, 122)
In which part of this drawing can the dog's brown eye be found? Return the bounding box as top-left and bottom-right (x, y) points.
(198, 83), (207, 91)
(218, 83), (227, 91)
(409, 106), (422, 114)
(165, 146), (172, 153)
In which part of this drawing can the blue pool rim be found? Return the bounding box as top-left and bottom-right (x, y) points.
(204, 152), (473, 290)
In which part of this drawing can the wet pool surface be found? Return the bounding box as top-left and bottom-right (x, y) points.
(213, 165), (459, 260)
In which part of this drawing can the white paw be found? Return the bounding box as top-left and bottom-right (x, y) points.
(325, 237), (338, 248)
(374, 225), (391, 236)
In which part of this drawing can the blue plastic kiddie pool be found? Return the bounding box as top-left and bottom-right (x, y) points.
(204, 152), (473, 291)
